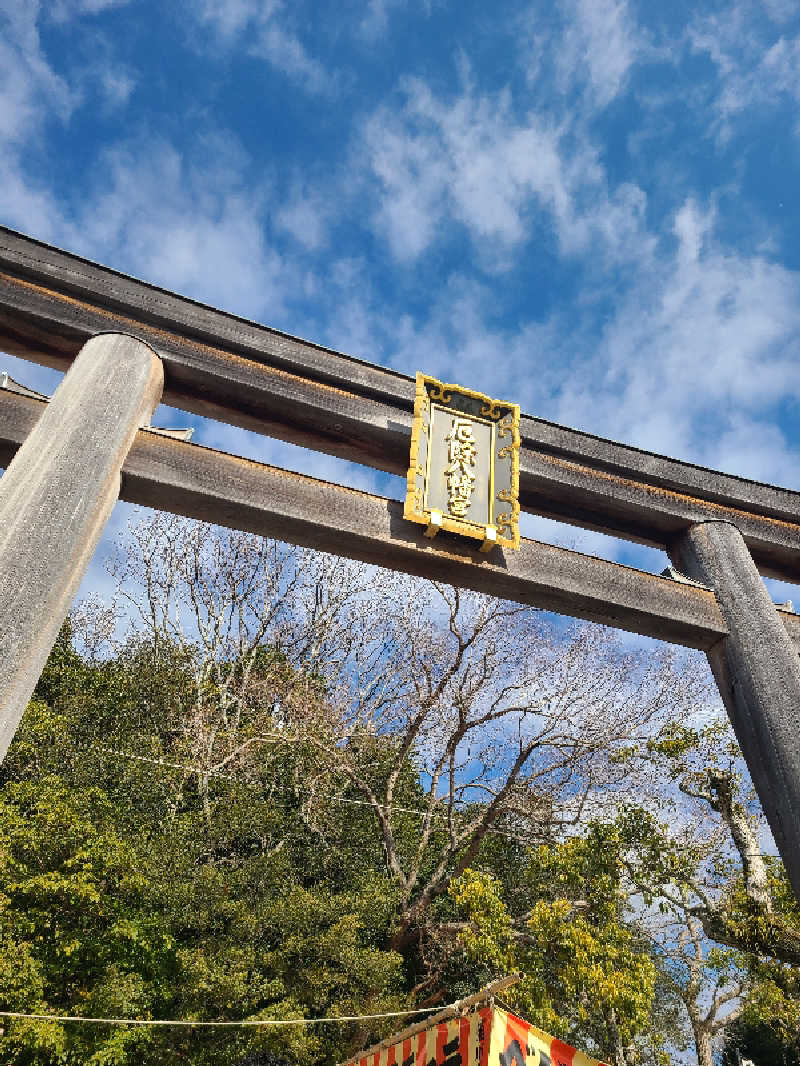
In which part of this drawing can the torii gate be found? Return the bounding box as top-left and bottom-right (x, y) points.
(0, 225), (798, 901)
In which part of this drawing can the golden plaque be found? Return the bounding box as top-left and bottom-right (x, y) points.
(404, 373), (520, 551)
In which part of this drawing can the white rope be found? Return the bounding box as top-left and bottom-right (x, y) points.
(92, 745), (534, 842)
(96, 746), (239, 780)
(0, 1005), (441, 1028)
(95, 746), (451, 819)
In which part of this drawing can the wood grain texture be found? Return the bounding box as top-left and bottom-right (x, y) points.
(671, 521), (800, 901)
(1, 386), (727, 651)
(0, 334), (163, 762)
(3, 226), (800, 579)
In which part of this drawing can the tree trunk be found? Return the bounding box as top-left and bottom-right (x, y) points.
(708, 770), (772, 912)
(692, 1023), (714, 1066)
(605, 1007), (630, 1066)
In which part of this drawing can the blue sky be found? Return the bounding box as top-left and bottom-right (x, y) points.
(3, 0), (800, 602)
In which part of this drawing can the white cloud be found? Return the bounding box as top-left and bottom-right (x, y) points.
(672, 196), (714, 265)
(360, 0), (402, 41)
(762, 0), (797, 23)
(69, 30), (138, 113)
(519, 512), (668, 574)
(47, 0), (131, 21)
(362, 77), (652, 267)
(98, 66), (136, 108)
(192, 0), (333, 95)
(550, 197), (800, 482)
(194, 0), (262, 39)
(704, 414), (793, 486)
(359, 0), (435, 41)
(72, 134), (289, 321)
(0, 2), (75, 145)
(274, 184), (331, 250)
(0, 2), (80, 240)
(0, 167), (69, 244)
(334, 181), (800, 503)
(762, 34), (800, 101)
(3, 0), (800, 598)
(556, 0), (643, 109)
(0, 1), (141, 241)
(689, 5), (800, 138)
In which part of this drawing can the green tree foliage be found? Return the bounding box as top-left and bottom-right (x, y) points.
(601, 720), (800, 1066)
(0, 638), (407, 1065)
(721, 1017), (800, 1066)
(2, 518), (798, 1066)
(447, 829), (665, 1066)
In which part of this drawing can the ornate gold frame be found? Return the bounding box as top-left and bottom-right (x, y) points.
(404, 372), (520, 550)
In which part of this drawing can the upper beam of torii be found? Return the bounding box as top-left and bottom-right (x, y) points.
(2, 225), (800, 581)
(0, 224), (799, 904)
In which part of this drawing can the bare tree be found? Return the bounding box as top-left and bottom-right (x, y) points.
(108, 512), (369, 823)
(313, 587), (699, 947)
(107, 513), (703, 944)
(610, 716), (800, 1063)
(650, 908), (747, 1066)
(622, 717), (800, 969)
(682, 769), (800, 966)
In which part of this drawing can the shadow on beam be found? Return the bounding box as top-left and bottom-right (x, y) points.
(1, 386), (728, 650)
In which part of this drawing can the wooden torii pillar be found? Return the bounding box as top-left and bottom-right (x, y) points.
(0, 226), (798, 899)
(671, 522), (800, 895)
(0, 333), (163, 760)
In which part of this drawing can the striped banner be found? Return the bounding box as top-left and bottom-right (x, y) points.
(352, 1007), (490, 1066)
(347, 1006), (608, 1066)
(489, 1008), (610, 1066)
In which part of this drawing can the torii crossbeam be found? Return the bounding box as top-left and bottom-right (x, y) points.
(0, 225), (798, 901)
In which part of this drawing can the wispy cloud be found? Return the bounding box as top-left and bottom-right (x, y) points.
(358, 0), (434, 42)
(71, 133), (290, 322)
(689, 3), (800, 139)
(0, 2), (76, 144)
(274, 182), (332, 251)
(191, 0), (334, 95)
(193, 0), (261, 39)
(3, 0), (800, 603)
(761, 33), (800, 105)
(555, 0), (644, 109)
(359, 0), (401, 41)
(550, 197), (800, 483)
(762, 0), (797, 24)
(322, 181), (800, 499)
(47, 0), (132, 20)
(0, 0), (141, 240)
(0, 2), (80, 240)
(361, 76), (651, 268)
